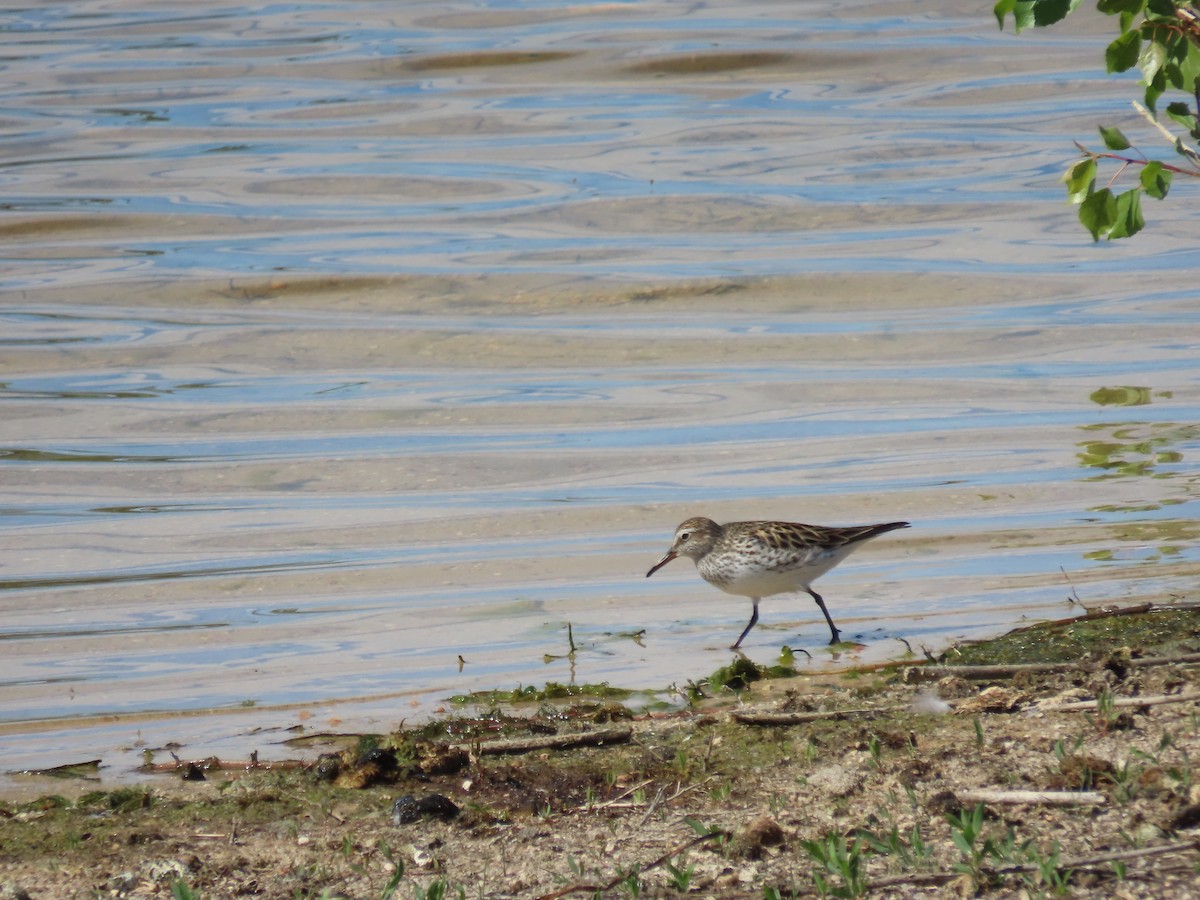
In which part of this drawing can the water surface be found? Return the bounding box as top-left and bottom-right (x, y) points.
(2, 0), (1198, 784)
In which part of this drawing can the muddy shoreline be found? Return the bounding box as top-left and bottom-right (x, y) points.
(4, 606), (1200, 898)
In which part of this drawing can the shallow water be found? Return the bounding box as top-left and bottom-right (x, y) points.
(2, 0), (1198, 784)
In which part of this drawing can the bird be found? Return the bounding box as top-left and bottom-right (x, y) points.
(646, 516), (910, 648)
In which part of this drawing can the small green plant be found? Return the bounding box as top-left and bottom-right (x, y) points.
(411, 881), (465, 900)
(1134, 731), (1194, 794)
(1167, 747), (1193, 792)
(171, 882), (201, 900)
(616, 866), (643, 897)
(988, 826), (1033, 867)
(1025, 841), (1072, 895)
(1110, 759), (1143, 804)
(664, 857), (696, 892)
(379, 843), (404, 900)
(556, 854), (588, 887)
(866, 734), (882, 769)
(683, 817), (729, 849)
(768, 792), (786, 816)
(801, 737), (820, 768)
(1052, 732), (1085, 763)
(946, 805), (1054, 891)
(673, 748), (692, 779)
(972, 717), (985, 748)
(1088, 687), (1122, 734)
(855, 823), (931, 870)
(946, 804), (992, 887)
(800, 832), (869, 898)
(1118, 826), (1143, 849)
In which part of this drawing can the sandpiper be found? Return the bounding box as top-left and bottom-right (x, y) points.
(646, 516), (910, 647)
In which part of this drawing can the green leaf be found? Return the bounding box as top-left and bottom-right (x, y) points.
(1165, 101), (1198, 134)
(1143, 67), (1166, 113)
(996, 0), (1037, 32)
(950, 830), (974, 857)
(1062, 157), (1097, 203)
(1106, 30), (1142, 72)
(1109, 188), (1144, 239)
(1178, 41), (1200, 91)
(1138, 38), (1166, 83)
(1098, 125), (1131, 150)
(1139, 160), (1172, 199)
(683, 817), (718, 837)
(1079, 188), (1117, 241)
(1096, 0), (1144, 15)
(1145, 0), (1179, 18)
(1033, 0), (1077, 26)
(1165, 32), (1190, 65)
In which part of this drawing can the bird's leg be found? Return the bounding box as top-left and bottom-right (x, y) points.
(730, 600), (760, 649)
(807, 588), (842, 644)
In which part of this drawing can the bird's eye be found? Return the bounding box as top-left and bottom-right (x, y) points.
(679, 532), (691, 541)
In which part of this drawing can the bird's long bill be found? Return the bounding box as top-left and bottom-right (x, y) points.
(646, 551), (676, 578)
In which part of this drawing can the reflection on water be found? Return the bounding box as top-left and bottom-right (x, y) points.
(1, 0), (1198, 781)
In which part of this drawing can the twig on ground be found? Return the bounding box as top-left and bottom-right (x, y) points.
(909, 652), (1200, 681)
(956, 789), (1105, 806)
(458, 726), (633, 755)
(732, 706), (904, 726)
(582, 778), (654, 811)
(1037, 690), (1200, 713)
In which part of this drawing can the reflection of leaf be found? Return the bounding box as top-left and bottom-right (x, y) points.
(1091, 499), (1185, 513)
(1089, 386), (1152, 406)
(1076, 421), (1196, 480)
(1108, 521), (1200, 545)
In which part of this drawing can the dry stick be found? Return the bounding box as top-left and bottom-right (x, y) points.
(534, 830), (727, 900)
(1006, 602), (1156, 632)
(455, 725), (633, 756)
(585, 778), (654, 811)
(957, 789), (1105, 806)
(1053, 839), (1200, 871)
(732, 705), (905, 726)
(637, 785), (666, 827)
(1037, 690), (1200, 713)
(1132, 100), (1200, 166)
(1128, 652), (1200, 669)
(664, 774), (720, 804)
(913, 662), (1078, 680)
(869, 838), (1200, 890)
(912, 652), (1200, 681)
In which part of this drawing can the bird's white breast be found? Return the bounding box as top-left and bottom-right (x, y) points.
(697, 544), (856, 598)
